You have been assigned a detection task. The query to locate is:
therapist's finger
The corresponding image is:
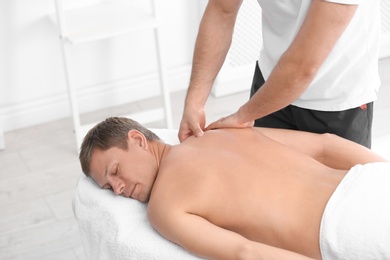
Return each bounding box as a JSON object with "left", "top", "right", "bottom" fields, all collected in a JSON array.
[
  {"left": 178, "top": 124, "right": 204, "bottom": 142},
  {"left": 178, "top": 129, "right": 192, "bottom": 142},
  {"left": 206, "top": 117, "right": 231, "bottom": 130},
  {"left": 206, "top": 115, "right": 254, "bottom": 130},
  {"left": 193, "top": 128, "right": 204, "bottom": 137}
]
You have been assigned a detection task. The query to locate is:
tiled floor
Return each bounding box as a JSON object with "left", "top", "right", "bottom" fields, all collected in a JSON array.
[{"left": 0, "top": 58, "right": 389, "bottom": 260}]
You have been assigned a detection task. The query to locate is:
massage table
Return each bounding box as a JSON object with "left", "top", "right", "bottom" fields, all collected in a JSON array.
[{"left": 73, "top": 129, "right": 203, "bottom": 260}]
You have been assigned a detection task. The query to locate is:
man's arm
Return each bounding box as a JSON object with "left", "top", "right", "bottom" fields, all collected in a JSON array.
[
  {"left": 256, "top": 128, "right": 388, "bottom": 170},
  {"left": 148, "top": 206, "right": 314, "bottom": 260},
  {"left": 179, "top": 0, "right": 243, "bottom": 142},
  {"left": 207, "top": 0, "right": 358, "bottom": 130}
]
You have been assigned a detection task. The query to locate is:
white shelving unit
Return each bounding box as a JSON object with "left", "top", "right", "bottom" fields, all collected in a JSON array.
[{"left": 49, "top": 0, "right": 173, "bottom": 151}]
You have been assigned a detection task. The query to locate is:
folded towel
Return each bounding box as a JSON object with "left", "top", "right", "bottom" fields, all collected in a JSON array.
[{"left": 73, "top": 129, "right": 203, "bottom": 260}]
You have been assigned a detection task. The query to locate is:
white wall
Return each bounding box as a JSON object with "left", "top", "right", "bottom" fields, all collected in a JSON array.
[{"left": 0, "top": 0, "right": 200, "bottom": 133}]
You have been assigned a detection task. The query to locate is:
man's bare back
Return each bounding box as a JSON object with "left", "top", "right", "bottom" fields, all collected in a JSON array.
[{"left": 148, "top": 128, "right": 347, "bottom": 259}]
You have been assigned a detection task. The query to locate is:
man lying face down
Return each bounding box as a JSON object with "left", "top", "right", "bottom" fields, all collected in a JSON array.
[{"left": 79, "top": 117, "right": 390, "bottom": 260}]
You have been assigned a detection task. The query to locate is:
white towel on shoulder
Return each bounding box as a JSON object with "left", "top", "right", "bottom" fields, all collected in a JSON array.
[{"left": 72, "top": 129, "right": 203, "bottom": 260}]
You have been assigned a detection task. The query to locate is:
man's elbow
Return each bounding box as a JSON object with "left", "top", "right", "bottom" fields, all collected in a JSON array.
[
  {"left": 278, "top": 53, "right": 320, "bottom": 88},
  {"left": 235, "top": 242, "right": 262, "bottom": 260},
  {"left": 207, "top": 0, "right": 243, "bottom": 18},
  {"left": 315, "top": 133, "right": 335, "bottom": 164}
]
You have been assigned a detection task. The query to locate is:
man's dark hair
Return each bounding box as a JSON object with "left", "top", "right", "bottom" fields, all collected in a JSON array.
[{"left": 79, "top": 117, "right": 160, "bottom": 176}]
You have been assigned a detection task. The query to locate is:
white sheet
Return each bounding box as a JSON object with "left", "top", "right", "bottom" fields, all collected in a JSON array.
[{"left": 72, "top": 129, "right": 203, "bottom": 260}]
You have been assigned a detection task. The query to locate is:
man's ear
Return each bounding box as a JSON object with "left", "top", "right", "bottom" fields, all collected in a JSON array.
[{"left": 127, "top": 130, "right": 148, "bottom": 150}]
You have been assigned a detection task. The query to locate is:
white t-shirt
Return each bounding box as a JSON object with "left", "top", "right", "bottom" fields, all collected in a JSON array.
[{"left": 257, "top": 0, "right": 381, "bottom": 111}]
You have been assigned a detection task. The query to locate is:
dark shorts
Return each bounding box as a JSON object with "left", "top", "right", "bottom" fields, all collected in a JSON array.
[{"left": 250, "top": 62, "right": 373, "bottom": 148}]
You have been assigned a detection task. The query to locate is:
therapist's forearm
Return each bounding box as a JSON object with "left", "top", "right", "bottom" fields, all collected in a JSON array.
[
  {"left": 237, "top": 51, "right": 317, "bottom": 123},
  {"left": 237, "top": 0, "right": 358, "bottom": 123},
  {"left": 185, "top": 0, "right": 241, "bottom": 108}
]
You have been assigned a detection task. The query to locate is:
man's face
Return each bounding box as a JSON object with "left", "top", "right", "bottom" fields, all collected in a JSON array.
[{"left": 89, "top": 138, "right": 157, "bottom": 203}]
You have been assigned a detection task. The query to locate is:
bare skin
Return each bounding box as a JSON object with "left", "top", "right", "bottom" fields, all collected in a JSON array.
[{"left": 89, "top": 128, "right": 387, "bottom": 260}]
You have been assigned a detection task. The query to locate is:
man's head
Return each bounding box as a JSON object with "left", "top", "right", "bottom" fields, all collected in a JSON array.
[
  {"left": 79, "top": 117, "right": 160, "bottom": 177},
  {"left": 79, "top": 117, "right": 162, "bottom": 202}
]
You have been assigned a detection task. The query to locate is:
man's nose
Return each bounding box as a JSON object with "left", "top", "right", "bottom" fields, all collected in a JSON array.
[{"left": 112, "top": 180, "right": 124, "bottom": 195}]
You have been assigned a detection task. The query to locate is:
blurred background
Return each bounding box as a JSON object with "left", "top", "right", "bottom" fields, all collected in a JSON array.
[{"left": 0, "top": 0, "right": 389, "bottom": 259}]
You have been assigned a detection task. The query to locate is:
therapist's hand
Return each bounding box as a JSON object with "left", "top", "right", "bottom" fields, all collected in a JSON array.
[
  {"left": 178, "top": 106, "right": 206, "bottom": 142},
  {"left": 206, "top": 111, "right": 254, "bottom": 130}
]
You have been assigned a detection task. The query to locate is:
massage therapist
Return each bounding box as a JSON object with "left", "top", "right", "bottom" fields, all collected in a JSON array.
[{"left": 178, "top": 0, "right": 381, "bottom": 148}]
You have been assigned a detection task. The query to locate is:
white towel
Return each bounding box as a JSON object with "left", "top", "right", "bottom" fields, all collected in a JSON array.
[
  {"left": 72, "top": 129, "right": 203, "bottom": 260},
  {"left": 320, "top": 162, "right": 390, "bottom": 260}
]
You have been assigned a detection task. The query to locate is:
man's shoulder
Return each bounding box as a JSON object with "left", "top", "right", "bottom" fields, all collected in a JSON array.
[{"left": 147, "top": 177, "right": 190, "bottom": 225}]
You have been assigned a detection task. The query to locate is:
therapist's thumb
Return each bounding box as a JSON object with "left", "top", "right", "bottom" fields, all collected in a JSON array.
[{"left": 193, "top": 128, "right": 204, "bottom": 138}]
